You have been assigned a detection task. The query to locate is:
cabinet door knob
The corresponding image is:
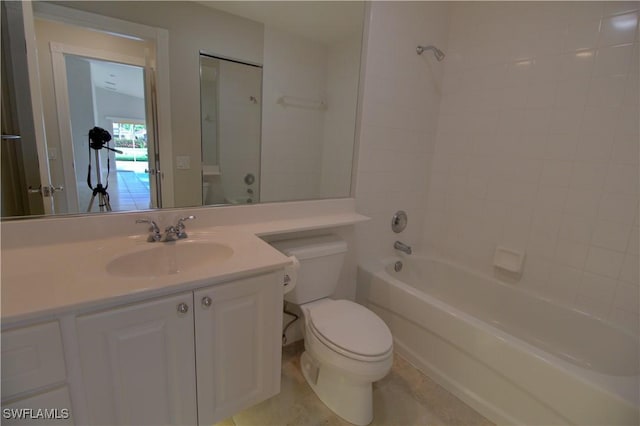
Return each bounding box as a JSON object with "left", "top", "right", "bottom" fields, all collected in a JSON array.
[
  {"left": 201, "top": 296, "right": 212, "bottom": 308},
  {"left": 177, "top": 302, "right": 189, "bottom": 314}
]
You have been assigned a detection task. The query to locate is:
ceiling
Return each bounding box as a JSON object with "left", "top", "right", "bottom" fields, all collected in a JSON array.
[
  {"left": 198, "top": 1, "right": 364, "bottom": 45},
  {"left": 88, "top": 59, "right": 145, "bottom": 99}
]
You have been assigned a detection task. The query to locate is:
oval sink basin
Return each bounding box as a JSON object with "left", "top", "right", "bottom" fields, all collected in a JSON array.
[{"left": 106, "top": 241, "right": 234, "bottom": 278}]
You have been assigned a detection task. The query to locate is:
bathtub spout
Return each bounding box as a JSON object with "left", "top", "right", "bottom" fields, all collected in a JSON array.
[{"left": 394, "top": 241, "right": 412, "bottom": 255}]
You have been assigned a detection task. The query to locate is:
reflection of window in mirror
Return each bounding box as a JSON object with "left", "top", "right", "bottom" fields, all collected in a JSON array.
[
  {"left": 108, "top": 120, "right": 151, "bottom": 212},
  {"left": 111, "top": 120, "right": 148, "bottom": 170}
]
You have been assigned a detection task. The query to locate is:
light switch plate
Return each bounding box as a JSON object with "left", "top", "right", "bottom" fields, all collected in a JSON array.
[{"left": 176, "top": 156, "right": 191, "bottom": 169}]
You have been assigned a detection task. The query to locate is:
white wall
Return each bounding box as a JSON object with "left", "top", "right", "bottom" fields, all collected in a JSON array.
[
  {"left": 261, "top": 26, "right": 327, "bottom": 202},
  {"left": 94, "top": 88, "right": 145, "bottom": 131},
  {"left": 65, "top": 55, "right": 95, "bottom": 212},
  {"left": 354, "top": 2, "right": 450, "bottom": 263},
  {"left": 421, "top": 2, "right": 639, "bottom": 332}
]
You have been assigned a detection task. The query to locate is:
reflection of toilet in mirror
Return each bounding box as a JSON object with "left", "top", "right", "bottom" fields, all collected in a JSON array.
[
  {"left": 202, "top": 165, "right": 224, "bottom": 205},
  {"left": 272, "top": 235, "right": 393, "bottom": 426}
]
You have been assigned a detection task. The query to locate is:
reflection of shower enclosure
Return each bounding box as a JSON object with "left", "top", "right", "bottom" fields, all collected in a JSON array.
[{"left": 200, "top": 54, "right": 262, "bottom": 205}]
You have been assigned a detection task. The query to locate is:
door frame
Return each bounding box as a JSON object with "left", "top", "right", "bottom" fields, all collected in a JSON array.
[
  {"left": 33, "top": 2, "right": 175, "bottom": 207},
  {"left": 50, "top": 42, "right": 149, "bottom": 212}
]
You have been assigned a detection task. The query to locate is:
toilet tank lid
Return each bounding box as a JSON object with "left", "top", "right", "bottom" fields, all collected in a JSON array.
[{"left": 270, "top": 235, "right": 347, "bottom": 260}]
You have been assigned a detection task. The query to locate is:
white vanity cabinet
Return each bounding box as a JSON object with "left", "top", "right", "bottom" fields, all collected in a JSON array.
[
  {"left": 1, "top": 321, "right": 73, "bottom": 425},
  {"left": 76, "top": 271, "right": 283, "bottom": 426},
  {"left": 76, "top": 292, "right": 197, "bottom": 425},
  {"left": 194, "top": 272, "right": 283, "bottom": 424}
]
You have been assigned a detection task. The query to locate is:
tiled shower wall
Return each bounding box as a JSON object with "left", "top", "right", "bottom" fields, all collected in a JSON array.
[
  {"left": 422, "top": 2, "right": 639, "bottom": 332},
  {"left": 355, "top": 2, "right": 449, "bottom": 263}
]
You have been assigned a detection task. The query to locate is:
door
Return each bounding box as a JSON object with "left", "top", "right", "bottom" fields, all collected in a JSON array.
[
  {"left": 194, "top": 272, "right": 283, "bottom": 425},
  {"left": 50, "top": 43, "right": 159, "bottom": 213},
  {"left": 76, "top": 292, "right": 197, "bottom": 425},
  {"left": 1, "top": 1, "right": 55, "bottom": 216}
]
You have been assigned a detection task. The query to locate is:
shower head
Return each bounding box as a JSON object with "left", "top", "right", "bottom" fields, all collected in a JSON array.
[{"left": 416, "top": 45, "right": 445, "bottom": 61}]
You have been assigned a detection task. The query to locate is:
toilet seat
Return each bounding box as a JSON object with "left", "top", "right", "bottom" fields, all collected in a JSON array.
[{"left": 307, "top": 300, "right": 393, "bottom": 362}]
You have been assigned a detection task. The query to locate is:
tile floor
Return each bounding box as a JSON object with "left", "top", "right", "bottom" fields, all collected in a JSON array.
[
  {"left": 219, "top": 342, "right": 493, "bottom": 426},
  {"left": 110, "top": 170, "right": 150, "bottom": 211}
]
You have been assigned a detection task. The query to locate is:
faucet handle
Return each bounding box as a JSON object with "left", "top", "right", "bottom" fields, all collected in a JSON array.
[
  {"left": 136, "top": 218, "right": 161, "bottom": 242},
  {"left": 176, "top": 215, "right": 196, "bottom": 239},
  {"left": 177, "top": 215, "right": 196, "bottom": 228}
]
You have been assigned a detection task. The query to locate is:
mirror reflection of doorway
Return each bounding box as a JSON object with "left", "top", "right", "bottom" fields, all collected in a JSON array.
[
  {"left": 51, "top": 47, "right": 159, "bottom": 213},
  {"left": 63, "top": 55, "right": 151, "bottom": 212},
  {"left": 34, "top": 12, "right": 163, "bottom": 215}
]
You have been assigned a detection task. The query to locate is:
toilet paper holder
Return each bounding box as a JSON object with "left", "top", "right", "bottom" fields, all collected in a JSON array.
[{"left": 283, "top": 255, "right": 300, "bottom": 295}]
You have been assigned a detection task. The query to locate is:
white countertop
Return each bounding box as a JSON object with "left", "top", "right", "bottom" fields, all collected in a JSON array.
[
  {"left": 1, "top": 229, "right": 289, "bottom": 325},
  {"left": 1, "top": 212, "right": 369, "bottom": 326}
]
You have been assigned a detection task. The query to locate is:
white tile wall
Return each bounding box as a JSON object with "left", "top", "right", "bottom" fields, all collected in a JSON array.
[
  {"left": 420, "top": 1, "right": 640, "bottom": 332},
  {"left": 355, "top": 1, "right": 450, "bottom": 263},
  {"left": 262, "top": 27, "right": 363, "bottom": 203},
  {"left": 261, "top": 27, "right": 326, "bottom": 202}
]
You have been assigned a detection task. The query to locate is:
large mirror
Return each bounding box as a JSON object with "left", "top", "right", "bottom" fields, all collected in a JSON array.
[{"left": 0, "top": 1, "right": 364, "bottom": 218}]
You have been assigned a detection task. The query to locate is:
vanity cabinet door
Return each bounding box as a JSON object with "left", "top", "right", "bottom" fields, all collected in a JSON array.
[
  {"left": 194, "top": 271, "right": 283, "bottom": 425},
  {"left": 76, "top": 292, "right": 197, "bottom": 426}
]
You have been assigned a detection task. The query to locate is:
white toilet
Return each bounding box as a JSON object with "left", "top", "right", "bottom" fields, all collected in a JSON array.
[{"left": 272, "top": 235, "right": 393, "bottom": 426}]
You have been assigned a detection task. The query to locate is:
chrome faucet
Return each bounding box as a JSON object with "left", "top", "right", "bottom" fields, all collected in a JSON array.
[
  {"left": 136, "top": 218, "right": 162, "bottom": 242},
  {"left": 162, "top": 225, "right": 180, "bottom": 242},
  {"left": 136, "top": 215, "right": 196, "bottom": 242},
  {"left": 394, "top": 240, "right": 412, "bottom": 255},
  {"left": 162, "top": 215, "right": 196, "bottom": 242}
]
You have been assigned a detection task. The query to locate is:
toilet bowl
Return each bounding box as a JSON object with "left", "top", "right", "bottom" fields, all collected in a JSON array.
[
  {"left": 271, "top": 236, "right": 393, "bottom": 425},
  {"left": 300, "top": 299, "right": 393, "bottom": 425},
  {"left": 299, "top": 298, "right": 393, "bottom": 425}
]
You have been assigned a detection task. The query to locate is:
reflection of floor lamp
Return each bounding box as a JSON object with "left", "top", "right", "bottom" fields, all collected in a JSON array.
[{"left": 86, "top": 126, "right": 122, "bottom": 212}]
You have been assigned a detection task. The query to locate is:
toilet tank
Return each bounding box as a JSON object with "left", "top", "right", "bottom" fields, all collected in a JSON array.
[{"left": 271, "top": 235, "right": 347, "bottom": 304}]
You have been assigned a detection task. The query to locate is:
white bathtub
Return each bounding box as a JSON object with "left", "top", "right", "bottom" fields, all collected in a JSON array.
[{"left": 358, "top": 255, "right": 640, "bottom": 425}]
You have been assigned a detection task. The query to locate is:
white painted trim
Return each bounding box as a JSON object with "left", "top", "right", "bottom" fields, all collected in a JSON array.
[
  {"left": 105, "top": 117, "right": 146, "bottom": 125},
  {"left": 33, "top": 2, "right": 157, "bottom": 41},
  {"left": 350, "top": 2, "right": 369, "bottom": 199},
  {"left": 154, "top": 29, "right": 174, "bottom": 207},
  {"left": 50, "top": 42, "right": 146, "bottom": 67},
  {"left": 143, "top": 60, "right": 160, "bottom": 209},
  {"left": 49, "top": 44, "right": 81, "bottom": 212},
  {"left": 33, "top": 2, "right": 174, "bottom": 208}
]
